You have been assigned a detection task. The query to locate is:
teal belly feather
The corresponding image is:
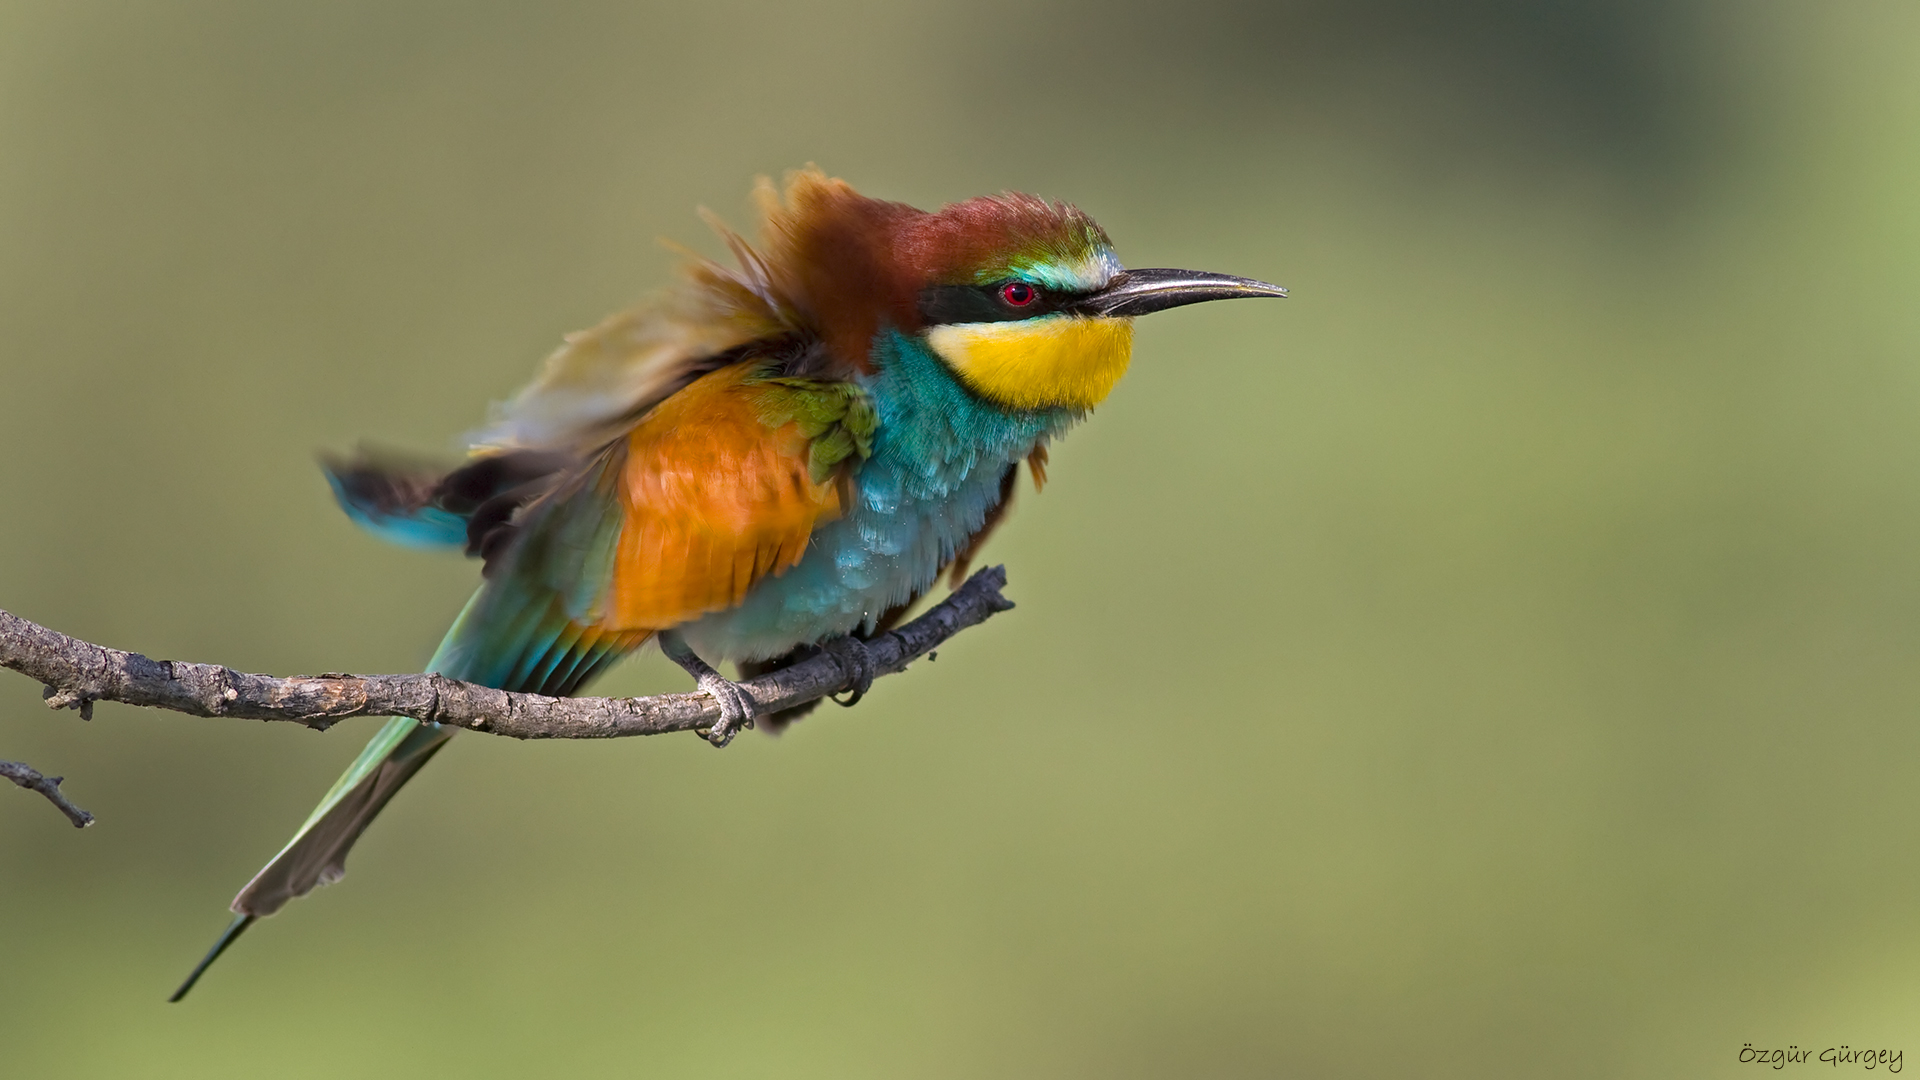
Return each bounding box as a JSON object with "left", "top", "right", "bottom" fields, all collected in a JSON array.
[{"left": 677, "top": 328, "right": 1076, "bottom": 661}]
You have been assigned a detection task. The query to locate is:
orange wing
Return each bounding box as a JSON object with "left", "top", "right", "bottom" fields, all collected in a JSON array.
[{"left": 601, "top": 363, "right": 845, "bottom": 630}]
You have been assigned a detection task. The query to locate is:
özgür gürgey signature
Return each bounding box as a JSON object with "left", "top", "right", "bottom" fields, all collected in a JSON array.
[{"left": 1742, "top": 1044, "right": 1903, "bottom": 1071}]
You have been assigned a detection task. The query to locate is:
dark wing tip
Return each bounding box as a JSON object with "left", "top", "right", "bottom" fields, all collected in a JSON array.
[{"left": 168, "top": 914, "right": 255, "bottom": 1003}]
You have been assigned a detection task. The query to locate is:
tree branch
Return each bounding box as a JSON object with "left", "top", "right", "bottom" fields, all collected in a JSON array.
[
  {"left": 0, "top": 566, "right": 1013, "bottom": 742},
  {"left": 1, "top": 759, "right": 94, "bottom": 827}
]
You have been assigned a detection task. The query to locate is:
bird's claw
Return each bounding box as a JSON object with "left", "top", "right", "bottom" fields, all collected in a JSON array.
[
  {"left": 822, "top": 635, "right": 874, "bottom": 707},
  {"left": 697, "top": 672, "right": 756, "bottom": 748},
  {"left": 659, "top": 629, "right": 758, "bottom": 748}
]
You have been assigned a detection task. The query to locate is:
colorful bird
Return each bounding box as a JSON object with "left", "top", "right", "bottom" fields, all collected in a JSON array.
[{"left": 168, "top": 169, "right": 1285, "bottom": 1000}]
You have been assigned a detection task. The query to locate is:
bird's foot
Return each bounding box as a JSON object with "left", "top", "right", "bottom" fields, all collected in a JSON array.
[
  {"left": 821, "top": 635, "right": 875, "bottom": 707},
  {"left": 694, "top": 671, "right": 756, "bottom": 748},
  {"left": 659, "top": 630, "right": 757, "bottom": 748}
]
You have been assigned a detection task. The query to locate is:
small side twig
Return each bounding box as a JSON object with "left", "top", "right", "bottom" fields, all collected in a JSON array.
[{"left": 1, "top": 759, "right": 94, "bottom": 828}]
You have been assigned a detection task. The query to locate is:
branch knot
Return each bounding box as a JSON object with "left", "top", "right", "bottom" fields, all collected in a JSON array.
[{"left": 42, "top": 684, "right": 94, "bottom": 720}]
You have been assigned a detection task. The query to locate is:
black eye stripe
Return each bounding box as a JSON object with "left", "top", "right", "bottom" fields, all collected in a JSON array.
[{"left": 918, "top": 281, "right": 1075, "bottom": 325}]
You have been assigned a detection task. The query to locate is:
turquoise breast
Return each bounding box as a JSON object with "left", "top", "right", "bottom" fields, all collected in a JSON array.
[{"left": 677, "top": 329, "right": 1076, "bottom": 662}]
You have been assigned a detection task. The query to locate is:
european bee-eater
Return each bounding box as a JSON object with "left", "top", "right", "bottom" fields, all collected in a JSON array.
[{"left": 169, "top": 169, "right": 1284, "bottom": 1000}]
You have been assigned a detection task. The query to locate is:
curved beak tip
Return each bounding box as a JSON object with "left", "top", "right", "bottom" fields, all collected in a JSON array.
[{"left": 1217, "top": 277, "right": 1287, "bottom": 300}]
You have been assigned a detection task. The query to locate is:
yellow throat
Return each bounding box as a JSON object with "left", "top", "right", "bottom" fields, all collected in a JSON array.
[{"left": 926, "top": 316, "right": 1135, "bottom": 411}]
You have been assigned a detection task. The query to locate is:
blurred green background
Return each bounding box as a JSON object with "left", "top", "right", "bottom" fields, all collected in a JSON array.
[{"left": 3, "top": 1, "right": 1919, "bottom": 1076}]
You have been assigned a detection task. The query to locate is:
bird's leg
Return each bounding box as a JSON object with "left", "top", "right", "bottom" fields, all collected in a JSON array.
[
  {"left": 658, "top": 630, "right": 756, "bottom": 748},
  {"left": 821, "top": 634, "right": 875, "bottom": 707}
]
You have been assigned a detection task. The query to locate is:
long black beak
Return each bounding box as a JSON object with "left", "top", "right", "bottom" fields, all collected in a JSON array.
[{"left": 1069, "top": 267, "right": 1288, "bottom": 318}]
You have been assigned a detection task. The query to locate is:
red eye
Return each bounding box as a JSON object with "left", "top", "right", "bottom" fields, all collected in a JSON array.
[{"left": 1000, "top": 281, "right": 1037, "bottom": 307}]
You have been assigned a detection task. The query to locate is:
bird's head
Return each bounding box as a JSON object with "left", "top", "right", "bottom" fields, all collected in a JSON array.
[{"left": 754, "top": 170, "right": 1286, "bottom": 411}]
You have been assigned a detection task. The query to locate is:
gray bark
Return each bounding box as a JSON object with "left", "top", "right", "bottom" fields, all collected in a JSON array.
[{"left": 1, "top": 566, "right": 1013, "bottom": 819}]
